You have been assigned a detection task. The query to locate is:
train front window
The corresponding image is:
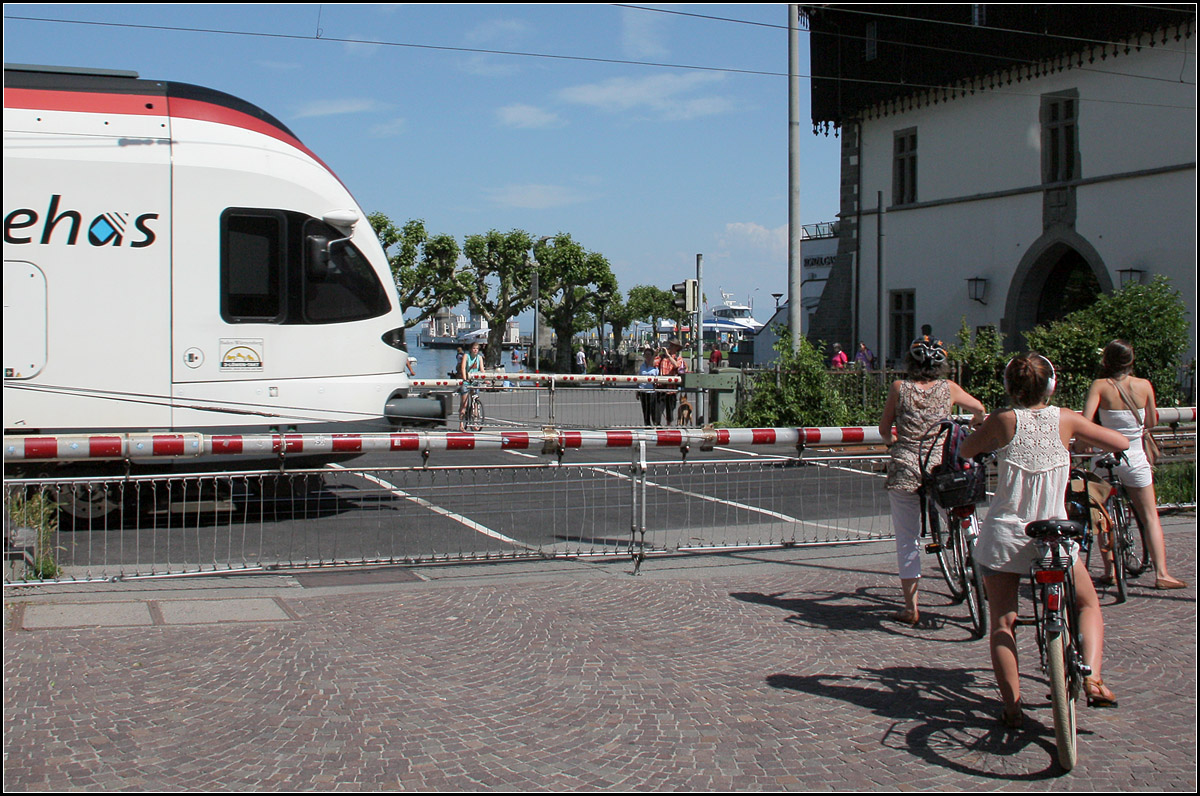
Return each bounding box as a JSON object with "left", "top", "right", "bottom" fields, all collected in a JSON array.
[
  {"left": 221, "top": 209, "right": 391, "bottom": 325},
  {"left": 301, "top": 219, "right": 392, "bottom": 323}
]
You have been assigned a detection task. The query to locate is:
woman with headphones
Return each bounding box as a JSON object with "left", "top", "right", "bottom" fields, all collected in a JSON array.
[
  {"left": 878, "top": 337, "right": 985, "bottom": 627},
  {"left": 960, "top": 353, "right": 1129, "bottom": 727}
]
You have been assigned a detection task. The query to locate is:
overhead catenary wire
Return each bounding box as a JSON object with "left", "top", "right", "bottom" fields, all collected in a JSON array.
[{"left": 4, "top": 10, "right": 1195, "bottom": 112}]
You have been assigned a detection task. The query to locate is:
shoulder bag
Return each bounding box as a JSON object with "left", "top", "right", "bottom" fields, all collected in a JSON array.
[{"left": 1109, "top": 379, "right": 1160, "bottom": 467}]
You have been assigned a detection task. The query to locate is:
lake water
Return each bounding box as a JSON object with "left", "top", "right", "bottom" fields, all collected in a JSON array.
[{"left": 408, "top": 346, "right": 530, "bottom": 380}]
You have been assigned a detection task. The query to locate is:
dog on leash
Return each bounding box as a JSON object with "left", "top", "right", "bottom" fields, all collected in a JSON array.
[{"left": 677, "top": 394, "right": 694, "bottom": 426}]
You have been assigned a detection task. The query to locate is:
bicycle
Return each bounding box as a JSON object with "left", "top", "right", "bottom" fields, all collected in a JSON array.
[
  {"left": 1022, "top": 518, "right": 1091, "bottom": 772},
  {"left": 459, "top": 382, "right": 485, "bottom": 432},
  {"left": 1092, "top": 451, "right": 1149, "bottom": 602},
  {"left": 920, "top": 419, "right": 989, "bottom": 639}
]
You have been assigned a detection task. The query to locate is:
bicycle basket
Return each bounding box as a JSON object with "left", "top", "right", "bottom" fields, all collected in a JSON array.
[{"left": 926, "top": 460, "right": 988, "bottom": 509}]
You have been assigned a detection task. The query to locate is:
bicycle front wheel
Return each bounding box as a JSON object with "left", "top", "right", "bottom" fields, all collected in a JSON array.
[
  {"left": 467, "top": 397, "right": 484, "bottom": 432},
  {"left": 1046, "top": 629, "right": 1079, "bottom": 772},
  {"left": 1118, "top": 495, "right": 1150, "bottom": 578},
  {"left": 934, "top": 509, "right": 968, "bottom": 603},
  {"left": 959, "top": 519, "right": 987, "bottom": 639},
  {"left": 1108, "top": 497, "right": 1130, "bottom": 603}
]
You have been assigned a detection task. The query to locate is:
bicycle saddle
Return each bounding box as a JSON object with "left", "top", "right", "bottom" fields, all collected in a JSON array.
[{"left": 1024, "top": 519, "right": 1087, "bottom": 540}]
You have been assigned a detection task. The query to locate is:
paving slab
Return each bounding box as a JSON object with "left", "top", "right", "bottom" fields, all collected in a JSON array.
[{"left": 4, "top": 515, "right": 1195, "bottom": 791}]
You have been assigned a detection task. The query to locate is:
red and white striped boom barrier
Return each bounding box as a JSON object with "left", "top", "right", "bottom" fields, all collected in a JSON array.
[
  {"left": 410, "top": 373, "right": 682, "bottom": 389},
  {"left": 5, "top": 408, "right": 1193, "bottom": 463},
  {"left": 4, "top": 426, "right": 874, "bottom": 462}
]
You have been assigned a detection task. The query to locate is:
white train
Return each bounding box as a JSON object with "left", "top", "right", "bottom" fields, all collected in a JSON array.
[{"left": 3, "top": 64, "right": 442, "bottom": 467}]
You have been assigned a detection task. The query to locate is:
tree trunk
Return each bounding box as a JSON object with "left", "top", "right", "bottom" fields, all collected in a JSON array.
[
  {"left": 554, "top": 321, "right": 576, "bottom": 372},
  {"left": 485, "top": 326, "right": 506, "bottom": 369}
]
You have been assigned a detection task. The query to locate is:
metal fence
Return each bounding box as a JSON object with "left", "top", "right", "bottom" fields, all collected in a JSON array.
[
  {"left": 412, "top": 372, "right": 891, "bottom": 429},
  {"left": 414, "top": 375, "right": 686, "bottom": 429},
  {"left": 5, "top": 408, "right": 1194, "bottom": 585},
  {"left": 3, "top": 450, "right": 893, "bottom": 584}
]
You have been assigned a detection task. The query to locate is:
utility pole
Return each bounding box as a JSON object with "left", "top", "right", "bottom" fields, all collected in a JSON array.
[
  {"left": 788, "top": 4, "right": 803, "bottom": 350},
  {"left": 695, "top": 253, "right": 704, "bottom": 375}
]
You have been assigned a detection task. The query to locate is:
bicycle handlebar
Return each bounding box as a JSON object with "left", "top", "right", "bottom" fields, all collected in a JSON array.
[{"left": 1093, "top": 450, "right": 1129, "bottom": 470}]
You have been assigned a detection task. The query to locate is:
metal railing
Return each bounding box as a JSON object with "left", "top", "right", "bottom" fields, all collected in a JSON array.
[
  {"left": 413, "top": 373, "right": 685, "bottom": 429},
  {"left": 4, "top": 443, "right": 893, "bottom": 584},
  {"left": 5, "top": 411, "right": 1194, "bottom": 585}
]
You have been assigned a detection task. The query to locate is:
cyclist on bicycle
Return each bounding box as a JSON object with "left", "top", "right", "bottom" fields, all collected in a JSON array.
[
  {"left": 960, "top": 353, "right": 1128, "bottom": 727},
  {"left": 458, "top": 341, "right": 484, "bottom": 431},
  {"left": 878, "top": 336, "right": 985, "bottom": 627}
]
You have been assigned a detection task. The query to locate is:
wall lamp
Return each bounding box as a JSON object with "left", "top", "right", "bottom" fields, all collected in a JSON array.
[
  {"left": 967, "top": 277, "right": 988, "bottom": 305},
  {"left": 1117, "top": 268, "right": 1145, "bottom": 288}
]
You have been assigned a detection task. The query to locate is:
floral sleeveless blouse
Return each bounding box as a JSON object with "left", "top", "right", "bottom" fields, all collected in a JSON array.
[{"left": 885, "top": 380, "right": 952, "bottom": 493}]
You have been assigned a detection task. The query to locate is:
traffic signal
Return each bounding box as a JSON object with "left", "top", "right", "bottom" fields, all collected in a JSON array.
[{"left": 672, "top": 278, "right": 698, "bottom": 313}]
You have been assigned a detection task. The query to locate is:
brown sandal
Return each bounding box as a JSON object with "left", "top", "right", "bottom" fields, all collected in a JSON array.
[
  {"left": 1084, "top": 676, "right": 1118, "bottom": 708},
  {"left": 891, "top": 610, "right": 920, "bottom": 627}
]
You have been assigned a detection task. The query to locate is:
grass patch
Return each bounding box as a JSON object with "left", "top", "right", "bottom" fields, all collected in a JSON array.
[{"left": 1156, "top": 459, "right": 1196, "bottom": 505}]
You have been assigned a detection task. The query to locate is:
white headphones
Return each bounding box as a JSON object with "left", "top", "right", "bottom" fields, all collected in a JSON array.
[{"left": 1004, "top": 353, "right": 1057, "bottom": 398}]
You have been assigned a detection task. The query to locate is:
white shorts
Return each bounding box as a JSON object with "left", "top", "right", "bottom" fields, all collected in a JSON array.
[{"left": 1095, "top": 444, "right": 1153, "bottom": 489}]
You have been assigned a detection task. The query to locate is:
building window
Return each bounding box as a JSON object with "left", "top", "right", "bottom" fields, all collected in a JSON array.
[
  {"left": 893, "top": 129, "right": 917, "bottom": 205},
  {"left": 889, "top": 289, "right": 915, "bottom": 363},
  {"left": 1043, "top": 91, "right": 1079, "bottom": 184},
  {"left": 865, "top": 21, "right": 878, "bottom": 61}
]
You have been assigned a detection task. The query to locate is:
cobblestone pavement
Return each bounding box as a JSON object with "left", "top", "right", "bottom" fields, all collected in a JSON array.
[{"left": 4, "top": 516, "right": 1195, "bottom": 791}]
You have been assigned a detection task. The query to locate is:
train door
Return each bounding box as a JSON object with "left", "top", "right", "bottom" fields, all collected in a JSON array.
[{"left": 2, "top": 89, "right": 173, "bottom": 433}]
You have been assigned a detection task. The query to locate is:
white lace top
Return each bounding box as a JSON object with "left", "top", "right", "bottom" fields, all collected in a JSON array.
[{"left": 975, "top": 407, "right": 1073, "bottom": 574}]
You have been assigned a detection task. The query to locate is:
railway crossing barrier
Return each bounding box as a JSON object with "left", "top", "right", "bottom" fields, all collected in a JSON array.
[{"left": 4, "top": 410, "right": 1194, "bottom": 585}]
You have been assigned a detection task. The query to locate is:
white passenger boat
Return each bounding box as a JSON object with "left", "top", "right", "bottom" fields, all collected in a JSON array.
[{"left": 704, "top": 291, "right": 764, "bottom": 336}]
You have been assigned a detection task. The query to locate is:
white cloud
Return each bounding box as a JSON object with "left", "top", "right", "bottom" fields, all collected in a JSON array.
[
  {"left": 496, "top": 103, "right": 564, "bottom": 129},
  {"left": 484, "top": 183, "right": 595, "bottom": 210},
  {"left": 621, "top": 9, "right": 669, "bottom": 59},
  {"left": 720, "top": 222, "right": 788, "bottom": 260},
  {"left": 368, "top": 118, "right": 407, "bottom": 138},
  {"left": 293, "top": 98, "right": 387, "bottom": 119},
  {"left": 465, "top": 19, "right": 530, "bottom": 45},
  {"left": 341, "top": 34, "right": 385, "bottom": 58},
  {"left": 457, "top": 18, "right": 530, "bottom": 76},
  {"left": 558, "top": 73, "right": 734, "bottom": 121}
]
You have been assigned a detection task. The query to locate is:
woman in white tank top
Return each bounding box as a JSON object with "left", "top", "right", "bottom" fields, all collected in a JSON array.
[
  {"left": 961, "top": 353, "right": 1129, "bottom": 727},
  {"left": 1081, "top": 340, "right": 1186, "bottom": 590}
]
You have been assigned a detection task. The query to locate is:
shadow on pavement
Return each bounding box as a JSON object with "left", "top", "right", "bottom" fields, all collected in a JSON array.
[{"left": 768, "top": 664, "right": 1085, "bottom": 780}]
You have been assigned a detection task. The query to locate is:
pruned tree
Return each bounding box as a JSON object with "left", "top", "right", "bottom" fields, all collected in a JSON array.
[
  {"left": 368, "top": 213, "right": 464, "bottom": 350},
  {"left": 461, "top": 229, "right": 536, "bottom": 369},
  {"left": 626, "top": 284, "right": 676, "bottom": 343},
  {"left": 533, "top": 234, "right": 619, "bottom": 372}
]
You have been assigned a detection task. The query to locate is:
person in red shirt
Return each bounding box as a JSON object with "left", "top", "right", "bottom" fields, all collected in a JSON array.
[
  {"left": 708, "top": 344, "right": 722, "bottom": 372},
  {"left": 831, "top": 343, "right": 848, "bottom": 369},
  {"left": 656, "top": 338, "right": 688, "bottom": 424}
]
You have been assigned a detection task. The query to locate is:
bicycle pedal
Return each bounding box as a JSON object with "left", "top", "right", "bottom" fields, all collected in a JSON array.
[{"left": 925, "top": 544, "right": 942, "bottom": 553}]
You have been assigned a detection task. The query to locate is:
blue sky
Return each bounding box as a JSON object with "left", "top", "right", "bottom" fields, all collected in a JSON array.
[{"left": 4, "top": 4, "right": 842, "bottom": 325}]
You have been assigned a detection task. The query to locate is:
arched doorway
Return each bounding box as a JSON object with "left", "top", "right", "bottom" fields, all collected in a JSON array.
[
  {"left": 1004, "top": 231, "right": 1111, "bottom": 348},
  {"left": 1035, "top": 247, "right": 1102, "bottom": 325}
]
